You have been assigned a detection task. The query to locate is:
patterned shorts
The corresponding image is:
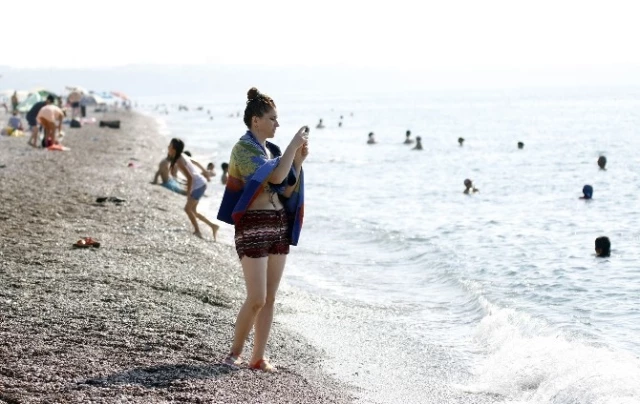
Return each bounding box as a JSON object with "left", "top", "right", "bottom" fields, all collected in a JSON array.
[{"left": 235, "top": 210, "right": 290, "bottom": 259}]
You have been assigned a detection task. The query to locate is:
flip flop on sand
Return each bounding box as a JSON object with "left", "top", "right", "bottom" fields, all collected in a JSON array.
[{"left": 73, "top": 237, "right": 101, "bottom": 249}]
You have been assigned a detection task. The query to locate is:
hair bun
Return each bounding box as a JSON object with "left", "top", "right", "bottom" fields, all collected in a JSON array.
[{"left": 247, "top": 87, "right": 260, "bottom": 101}]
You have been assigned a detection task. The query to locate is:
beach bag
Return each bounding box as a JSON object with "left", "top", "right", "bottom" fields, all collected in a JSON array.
[
  {"left": 70, "top": 119, "right": 82, "bottom": 128},
  {"left": 99, "top": 120, "right": 120, "bottom": 129}
]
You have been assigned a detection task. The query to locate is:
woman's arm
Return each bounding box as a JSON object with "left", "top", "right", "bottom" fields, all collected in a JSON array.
[
  {"left": 152, "top": 170, "right": 161, "bottom": 184},
  {"left": 268, "top": 144, "right": 297, "bottom": 184},
  {"left": 281, "top": 163, "right": 301, "bottom": 198},
  {"left": 282, "top": 143, "right": 308, "bottom": 198},
  {"left": 190, "top": 158, "right": 212, "bottom": 180},
  {"left": 268, "top": 127, "right": 308, "bottom": 184}
]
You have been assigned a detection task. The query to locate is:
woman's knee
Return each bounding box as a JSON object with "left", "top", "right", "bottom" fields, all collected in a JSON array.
[
  {"left": 264, "top": 295, "right": 277, "bottom": 307},
  {"left": 246, "top": 296, "right": 267, "bottom": 312}
]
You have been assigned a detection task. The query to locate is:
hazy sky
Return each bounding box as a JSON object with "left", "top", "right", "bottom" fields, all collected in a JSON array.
[{"left": 5, "top": 0, "right": 640, "bottom": 70}]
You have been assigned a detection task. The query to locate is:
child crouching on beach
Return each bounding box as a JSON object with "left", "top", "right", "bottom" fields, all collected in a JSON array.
[{"left": 168, "top": 138, "right": 219, "bottom": 240}]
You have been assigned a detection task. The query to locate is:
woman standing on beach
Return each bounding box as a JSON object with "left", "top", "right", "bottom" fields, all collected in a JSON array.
[
  {"left": 217, "top": 87, "right": 308, "bottom": 372},
  {"left": 168, "top": 138, "right": 219, "bottom": 240}
]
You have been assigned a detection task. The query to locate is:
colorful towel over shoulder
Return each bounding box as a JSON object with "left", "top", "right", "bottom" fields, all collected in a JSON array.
[{"left": 217, "top": 131, "right": 304, "bottom": 245}]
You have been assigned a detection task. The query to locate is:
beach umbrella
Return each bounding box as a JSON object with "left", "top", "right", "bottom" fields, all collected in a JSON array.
[
  {"left": 81, "top": 94, "right": 107, "bottom": 106},
  {"left": 66, "top": 86, "right": 87, "bottom": 94},
  {"left": 37, "top": 89, "right": 58, "bottom": 99},
  {"left": 16, "top": 93, "right": 43, "bottom": 113},
  {"left": 111, "top": 91, "right": 129, "bottom": 100},
  {"left": 15, "top": 90, "right": 60, "bottom": 112},
  {"left": 92, "top": 91, "right": 114, "bottom": 100}
]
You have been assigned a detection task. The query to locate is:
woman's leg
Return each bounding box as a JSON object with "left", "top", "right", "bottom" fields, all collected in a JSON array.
[
  {"left": 230, "top": 256, "right": 268, "bottom": 356},
  {"left": 184, "top": 198, "right": 201, "bottom": 236},
  {"left": 194, "top": 211, "right": 219, "bottom": 241},
  {"left": 250, "top": 254, "right": 287, "bottom": 364}
]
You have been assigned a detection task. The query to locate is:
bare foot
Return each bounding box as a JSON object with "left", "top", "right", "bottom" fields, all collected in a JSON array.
[
  {"left": 249, "top": 359, "right": 277, "bottom": 373},
  {"left": 210, "top": 224, "right": 219, "bottom": 242},
  {"left": 194, "top": 231, "right": 203, "bottom": 239}
]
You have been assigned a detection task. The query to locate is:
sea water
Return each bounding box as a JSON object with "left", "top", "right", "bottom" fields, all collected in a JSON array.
[{"left": 139, "top": 87, "right": 640, "bottom": 404}]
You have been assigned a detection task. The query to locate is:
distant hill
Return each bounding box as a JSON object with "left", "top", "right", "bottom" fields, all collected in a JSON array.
[{"left": 2, "top": 64, "right": 639, "bottom": 98}]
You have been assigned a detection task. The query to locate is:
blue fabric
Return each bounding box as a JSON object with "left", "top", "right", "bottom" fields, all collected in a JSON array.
[
  {"left": 8, "top": 117, "right": 21, "bottom": 129},
  {"left": 162, "top": 178, "right": 187, "bottom": 195},
  {"left": 217, "top": 131, "right": 304, "bottom": 246},
  {"left": 190, "top": 184, "right": 207, "bottom": 200}
]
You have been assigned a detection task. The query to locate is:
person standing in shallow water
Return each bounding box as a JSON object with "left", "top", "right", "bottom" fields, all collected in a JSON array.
[
  {"left": 367, "top": 132, "right": 376, "bottom": 144},
  {"left": 220, "top": 162, "right": 229, "bottom": 185},
  {"left": 217, "top": 87, "right": 308, "bottom": 372},
  {"left": 580, "top": 185, "right": 593, "bottom": 200},
  {"left": 595, "top": 236, "right": 610, "bottom": 257},
  {"left": 404, "top": 130, "right": 414, "bottom": 144},
  {"left": 463, "top": 179, "right": 479, "bottom": 194},
  {"left": 167, "top": 138, "right": 219, "bottom": 240},
  {"left": 412, "top": 136, "right": 423, "bottom": 150}
]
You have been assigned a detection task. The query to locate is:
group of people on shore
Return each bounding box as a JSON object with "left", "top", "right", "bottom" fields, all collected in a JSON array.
[
  {"left": 148, "top": 86, "right": 613, "bottom": 377},
  {"left": 2, "top": 94, "right": 67, "bottom": 148},
  {"left": 151, "top": 146, "right": 231, "bottom": 240}
]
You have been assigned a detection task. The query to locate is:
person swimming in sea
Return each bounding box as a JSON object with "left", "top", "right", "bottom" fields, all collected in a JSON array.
[
  {"left": 580, "top": 184, "right": 593, "bottom": 200},
  {"left": 598, "top": 156, "right": 607, "bottom": 170},
  {"left": 463, "top": 178, "right": 479, "bottom": 194},
  {"left": 595, "top": 236, "right": 610, "bottom": 257},
  {"left": 316, "top": 118, "right": 325, "bottom": 129},
  {"left": 412, "top": 136, "right": 423, "bottom": 150},
  {"left": 220, "top": 162, "right": 229, "bottom": 185},
  {"left": 367, "top": 132, "right": 376, "bottom": 144},
  {"left": 517, "top": 141, "right": 524, "bottom": 149},
  {"left": 404, "top": 130, "right": 414, "bottom": 144},
  {"left": 206, "top": 162, "right": 216, "bottom": 178},
  {"left": 458, "top": 137, "right": 465, "bottom": 146}
]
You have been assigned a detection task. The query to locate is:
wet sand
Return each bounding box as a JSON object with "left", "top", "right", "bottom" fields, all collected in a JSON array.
[{"left": 0, "top": 112, "right": 352, "bottom": 403}]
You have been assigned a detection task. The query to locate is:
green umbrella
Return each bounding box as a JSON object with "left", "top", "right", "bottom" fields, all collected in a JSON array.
[{"left": 16, "top": 90, "right": 60, "bottom": 113}]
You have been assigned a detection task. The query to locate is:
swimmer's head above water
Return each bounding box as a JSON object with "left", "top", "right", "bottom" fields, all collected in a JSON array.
[
  {"left": 598, "top": 156, "right": 607, "bottom": 170},
  {"left": 595, "top": 236, "right": 610, "bottom": 257},
  {"left": 463, "top": 178, "right": 479, "bottom": 194}
]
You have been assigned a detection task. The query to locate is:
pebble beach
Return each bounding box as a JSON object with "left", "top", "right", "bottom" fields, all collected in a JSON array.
[{"left": 0, "top": 111, "right": 353, "bottom": 403}]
